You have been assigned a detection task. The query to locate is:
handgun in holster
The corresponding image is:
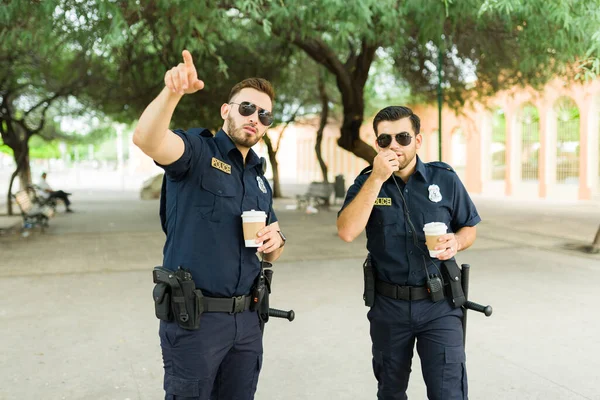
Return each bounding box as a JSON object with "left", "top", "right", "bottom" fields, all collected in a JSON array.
[
  {"left": 441, "top": 260, "right": 466, "bottom": 309},
  {"left": 152, "top": 266, "right": 204, "bottom": 330},
  {"left": 251, "top": 261, "right": 273, "bottom": 331},
  {"left": 363, "top": 254, "right": 376, "bottom": 307}
]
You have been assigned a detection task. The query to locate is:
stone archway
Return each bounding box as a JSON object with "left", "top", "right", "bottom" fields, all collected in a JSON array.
[
  {"left": 491, "top": 107, "right": 507, "bottom": 181},
  {"left": 553, "top": 97, "right": 580, "bottom": 185},
  {"left": 518, "top": 103, "right": 541, "bottom": 182}
]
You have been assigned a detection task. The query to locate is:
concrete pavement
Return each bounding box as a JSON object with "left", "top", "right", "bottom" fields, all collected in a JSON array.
[{"left": 1, "top": 189, "right": 599, "bottom": 400}]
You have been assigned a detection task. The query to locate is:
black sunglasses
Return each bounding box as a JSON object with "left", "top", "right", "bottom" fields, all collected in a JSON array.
[
  {"left": 376, "top": 132, "right": 413, "bottom": 148},
  {"left": 229, "top": 101, "right": 274, "bottom": 126}
]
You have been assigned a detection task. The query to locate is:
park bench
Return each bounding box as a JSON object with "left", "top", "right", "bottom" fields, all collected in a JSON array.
[
  {"left": 26, "top": 184, "right": 61, "bottom": 210},
  {"left": 12, "top": 190, "right": 55, "bottom": 232},
  {"left": 296, "top": 181, "right": 334, "bottom": 210},
  {"left": 333, "top": 174, "right": 346, "bottom": 205}
]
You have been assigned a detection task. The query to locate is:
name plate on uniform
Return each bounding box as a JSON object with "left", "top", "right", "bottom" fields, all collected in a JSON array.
[
  {"left": 374, "top": 197, "right": 392, "bottom": 206},
  {"left": 211, "top": 157, "right": 231, "bottom": 174}
]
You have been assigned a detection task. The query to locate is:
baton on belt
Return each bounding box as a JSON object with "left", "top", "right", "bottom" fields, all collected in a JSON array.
[{"left": 461, "top": 264, "right": 493, "bottom": 346}]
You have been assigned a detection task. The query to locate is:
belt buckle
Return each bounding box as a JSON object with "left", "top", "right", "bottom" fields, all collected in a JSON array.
[{"left": 231, "top": 296, "right": 245, "bottom": 314}]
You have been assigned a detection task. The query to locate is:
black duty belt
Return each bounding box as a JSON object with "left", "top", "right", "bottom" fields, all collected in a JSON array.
[
  {"left": 204, "top": 295, "right": 252, "bottom": 313},
  {"left": 375, "top": 280, "right": 432, "bottom": 301}
]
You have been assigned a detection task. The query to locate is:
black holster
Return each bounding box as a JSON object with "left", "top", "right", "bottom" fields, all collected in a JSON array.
[
  {"left": 441, "top": 260, "right": 466, "bottom": 308},
  {"left": 363, "top": 254, "right": 375, "bottom": 307},
  {"left": 152, "top": 266, "right": 204, "bottom": 330},
  {"left": 251, "top": 262, "right": 273, "bottom": 331}
]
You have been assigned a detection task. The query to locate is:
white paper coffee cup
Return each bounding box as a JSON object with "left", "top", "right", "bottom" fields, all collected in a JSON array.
[
  {"left": 241, "top": 209, "right": 267, "bottom": 247},
  {"left": 423, "top": 222, "right": 447, "bottom": 258}
]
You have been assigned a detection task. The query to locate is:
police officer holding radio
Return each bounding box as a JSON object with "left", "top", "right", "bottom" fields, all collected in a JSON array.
[
  {"left": 337, "top": 106, "right": 481, "bottom": 399},
  {"left": 133, "top": 49, "right": 286, "bottom": 400}
]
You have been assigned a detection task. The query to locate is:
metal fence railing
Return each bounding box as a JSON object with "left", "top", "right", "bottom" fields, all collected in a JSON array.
[
  {"left": 556, "top": 119, "right": 580, "bottom": 184},
  {"left": 521, "top": 120, "right": 540, "bottom": 181}
]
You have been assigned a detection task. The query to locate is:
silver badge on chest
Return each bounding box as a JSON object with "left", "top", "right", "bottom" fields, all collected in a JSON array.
[
  {"left": 428, "top": 184, "right": 442, "bottom": 202},
  {"left": 257, "top": 176, "right": 267, "bottom": 194}
]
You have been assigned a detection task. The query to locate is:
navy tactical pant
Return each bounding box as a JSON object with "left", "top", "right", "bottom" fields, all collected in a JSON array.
[
  {"left": 159, "top": 310, "right": 263, "bottom": 400},
  {"left": 368, "top": 295, "right": 467, "bottom": 400}
]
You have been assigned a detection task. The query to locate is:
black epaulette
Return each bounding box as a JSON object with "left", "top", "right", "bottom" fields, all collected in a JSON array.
[
  {"left": 256, "top": 157, "right": 267, "bottom": 176},
  {"left": 428, "top": 161, "right": 455, "bottom": 172},
  {"left": 359, "top": 166, "right": 373, "bottom": 175},
  {"left": 188, "top": 127, "right": 213, "bottom": 138}
]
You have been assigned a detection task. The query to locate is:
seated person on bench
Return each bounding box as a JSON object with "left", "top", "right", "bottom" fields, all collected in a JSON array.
[{"left": 37, "top": 172, "right": 74, "bottom": 213}]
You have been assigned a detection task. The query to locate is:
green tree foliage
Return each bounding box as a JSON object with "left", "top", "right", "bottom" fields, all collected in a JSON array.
[
  {"left": 219, "top": 0, "right": 600, "bottom": 163},
  {"left": 0, "top": 0, "right": 110, "bottom": 204},
  {"left": 75, "top": 1, "right": 295, "bottom": 131}
]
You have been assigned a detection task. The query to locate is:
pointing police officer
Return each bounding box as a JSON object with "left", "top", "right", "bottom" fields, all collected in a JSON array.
[
  {"left": 133, "top": 50, "right": 286, "bottom": 400},
  {"left": 337, "top": 106, "right": 481, "bottom": 399}
]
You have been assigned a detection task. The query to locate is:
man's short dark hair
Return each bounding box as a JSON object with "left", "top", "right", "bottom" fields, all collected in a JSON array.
[
  {"left": 228, "top": 78, "right": 275, "bottom": 104},
  {"left": 373, "top": 106, "right": 421, "bottom": 136}
]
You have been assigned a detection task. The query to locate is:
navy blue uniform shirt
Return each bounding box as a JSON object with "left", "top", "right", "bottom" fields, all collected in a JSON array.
[
  {"left": 157, "top": 128, "right": 277, "bottom": 297},
  {"left": 340, "top": 156, "right": 480, "bottom": 286}
]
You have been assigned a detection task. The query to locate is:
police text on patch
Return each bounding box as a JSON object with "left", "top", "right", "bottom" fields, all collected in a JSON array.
[
  {"left": 211, "top": 157, "right": 231, "bottom": 174},
  {"left": 374, "top": 197, "right": 392, "bottom": 206}
]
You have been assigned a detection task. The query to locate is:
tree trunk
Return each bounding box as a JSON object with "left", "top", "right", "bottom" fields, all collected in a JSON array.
[
  {"left": 315, "top": 71, "right": 329, "bottom": 184},
  {"left": 6, "top": 141, "right": 31, "bottom": 215},
  {"left": 592, "top": 224, "right": 600, "bottom": 254},
  {"left": 262, "top": 134, "right": 281, "bottom": 198},
  {"left": 291, "top": 37, "right": 379, "bottom": 165}
]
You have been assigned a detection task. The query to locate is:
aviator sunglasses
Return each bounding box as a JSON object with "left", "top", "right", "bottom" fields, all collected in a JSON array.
[
  {"left": 376, "top": 132, "right": 413, "bottom": 148},
  {"left": 229, "top": 101, "right": 274, "bottom": 126}
]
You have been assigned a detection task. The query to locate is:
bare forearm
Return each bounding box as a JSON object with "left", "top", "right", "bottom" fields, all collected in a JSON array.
[
  {"left": 337, "top": 175, "right": 384, "bottom": 242},
  {"left": 132, "top": 87, "right": 182, "bottom": 155},
  {"left": 263, "top": 246, "right": 283, "bottom": 262},
  {"left": 455, "top": 226, "right": 477, "bottom": 252}
]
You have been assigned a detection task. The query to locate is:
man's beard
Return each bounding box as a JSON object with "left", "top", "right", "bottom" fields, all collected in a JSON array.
[
  {"left": 398, "top": 148, "right": 417, "bottom": 171},
  {"left": 226, "top": 115, "right": 263, "bottom": 148}
]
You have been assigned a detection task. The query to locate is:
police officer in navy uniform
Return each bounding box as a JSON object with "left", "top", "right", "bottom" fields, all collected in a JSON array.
[
  {"left": 337, "top": 106, "right": 481, "bottom": 399},
  {"left": 133, "top": 49, "right": 286, "bottom": 400}
]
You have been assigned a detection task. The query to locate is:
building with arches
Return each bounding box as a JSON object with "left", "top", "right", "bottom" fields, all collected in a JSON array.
[{"left": 282, "top": 79, "right": 600, "bottom": 201}]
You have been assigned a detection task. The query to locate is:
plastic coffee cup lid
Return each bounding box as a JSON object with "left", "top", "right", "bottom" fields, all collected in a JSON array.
[
  {"left": 423, "top": 222, "right": 447, "bottom": 232},
  {"left": 242, "top": 209, "right": 267, "bottom": 219}
]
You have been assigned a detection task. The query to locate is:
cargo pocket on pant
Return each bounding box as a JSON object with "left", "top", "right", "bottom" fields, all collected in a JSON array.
[
  {"left": 250, "top": 355, "right": 263, "bottom": 394},
  {"left": 164, "top": 374, "right": 199, "bottom": 398},
  {"left": 442, "top": 346, "right": 467, "bottom": 398}
]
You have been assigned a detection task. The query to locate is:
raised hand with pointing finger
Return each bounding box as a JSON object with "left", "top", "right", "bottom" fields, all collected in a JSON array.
[{"left": 164, "top": 50, "right": 205, "bottom": 95}]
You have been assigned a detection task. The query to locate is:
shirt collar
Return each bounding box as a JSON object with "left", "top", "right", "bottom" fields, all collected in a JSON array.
[
  {"left": 414, "top": 155, "right": 429, "bottom": 182},
  {"left": 214, "top": 129, "right": 260, "bottom": 169}
]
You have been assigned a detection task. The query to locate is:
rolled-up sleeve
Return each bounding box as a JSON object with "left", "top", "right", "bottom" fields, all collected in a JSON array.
[
  {"left": 451, "top": 176, "right": 481, "bottom": 231},
  {"left": 155, "top": 129, "right": 203, "bottom": 181}
]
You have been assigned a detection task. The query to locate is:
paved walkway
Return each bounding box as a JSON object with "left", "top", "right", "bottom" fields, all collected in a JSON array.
[{"left": 1, "top": 189, "right": 599, "bottom": 400}]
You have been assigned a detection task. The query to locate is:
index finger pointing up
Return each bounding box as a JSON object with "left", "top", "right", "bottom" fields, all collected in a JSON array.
[{"left": 182, "top": 50, "right": 194, "bottom": 66}]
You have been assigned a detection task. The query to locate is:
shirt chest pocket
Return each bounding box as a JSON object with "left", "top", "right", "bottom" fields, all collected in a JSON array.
[
  {"left": 197, "top": 174, "right": 236, "bottom": 222},
  {"left": 366, "top": 208, "right": 402, "bottom": 253}
]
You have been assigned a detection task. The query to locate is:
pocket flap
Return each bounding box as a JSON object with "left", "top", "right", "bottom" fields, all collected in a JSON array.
[
  {"left": 201, "top": 175, "right": 236, "bottom": 197},
  {"left": 445, "top": 346, "right": 466, "bottom": 364},
  {"left": 153, "top": 282, "right": 169, "bottom": 303}
]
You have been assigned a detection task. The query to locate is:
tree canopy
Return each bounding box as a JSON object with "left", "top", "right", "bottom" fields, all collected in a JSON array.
[{"left": 2, "top": 0, "right": 598, "bottom": 172}]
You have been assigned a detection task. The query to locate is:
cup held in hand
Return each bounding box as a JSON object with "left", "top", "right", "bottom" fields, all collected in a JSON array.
[
  {"left": 423, "top": 222, "right": 447, "bottom": 258},
  {"left": 241, "top": 210, "right": 267, "bottom": 247}
]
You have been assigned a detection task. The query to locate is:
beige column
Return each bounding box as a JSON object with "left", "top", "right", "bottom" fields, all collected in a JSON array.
[
  {"left": 504, "top": 106, "right": 515, "bottom": 196},
  {"left": 579, "top": 100, "right": 592, "bottom": 199},
  {"left": 537, "top": 102, "right": 548, "bottom": 198}
]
